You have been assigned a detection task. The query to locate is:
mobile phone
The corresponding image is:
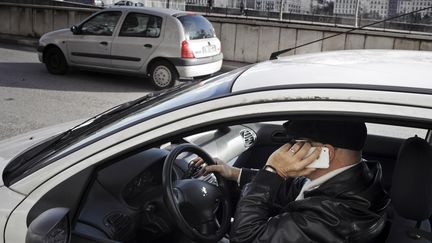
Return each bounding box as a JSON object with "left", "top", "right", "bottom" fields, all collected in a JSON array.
[{"left": 305, "top": 147, "right": 330, "bottom": 169}]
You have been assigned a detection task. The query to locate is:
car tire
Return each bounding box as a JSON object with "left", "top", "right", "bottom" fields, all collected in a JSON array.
[
  {"left": 149, "top": 60, "right": 178, "bottom": 90},
  {"left": 44, "top": 47, "right": 68, "bottom": 75}
]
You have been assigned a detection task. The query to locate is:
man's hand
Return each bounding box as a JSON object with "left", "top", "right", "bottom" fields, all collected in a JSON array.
[
  {"left": 190, "top": 157, "right": 240, "bottom": 181},
  {"left": 266, "top": 142, "right": 321, "bottom": 179}
]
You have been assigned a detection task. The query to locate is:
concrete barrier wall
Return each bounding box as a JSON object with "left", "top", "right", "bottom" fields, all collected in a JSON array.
[
  {"left": 1, "top": 3, "right": 432, "bottom": 63},
  {"left": 0, "top": 3, "right": 96, "bottom": 38},
  {"left": 207, "top": 16, "right": 432, "bottom": 62}
]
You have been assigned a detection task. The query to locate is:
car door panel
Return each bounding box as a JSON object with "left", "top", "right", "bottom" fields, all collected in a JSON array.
[
  {"left": 67, "top": 11, "right": 122, "bottom": 67},
  {"left": 111, "top": 12, "right": 163, "bottom": 70},
  {"left": 68, "top": 36, "right": 114, "bottom": 66}
]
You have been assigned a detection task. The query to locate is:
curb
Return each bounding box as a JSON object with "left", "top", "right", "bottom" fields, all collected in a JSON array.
[{"left": 0, "top": 34, "right": 38, "bottom": 48}]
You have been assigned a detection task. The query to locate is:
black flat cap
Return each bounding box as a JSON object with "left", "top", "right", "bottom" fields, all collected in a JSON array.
[{"left": 283, "top": 120, "right": 367, "bottom": 151}]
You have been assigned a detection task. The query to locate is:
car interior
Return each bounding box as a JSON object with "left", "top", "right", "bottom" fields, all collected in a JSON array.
[{"left": 25, "top": 118, "right": 432, "bottom": 243}]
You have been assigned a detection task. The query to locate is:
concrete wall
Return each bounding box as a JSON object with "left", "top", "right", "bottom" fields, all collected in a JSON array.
[
  {"left": 207, "top": 16, "right": 432, "bottom": 63},
  {"left": 0, "top": 3, "right": 96, "bottom": 38},
  {"left": 1, "top": 3, "right": 432, "bottom": 63}
]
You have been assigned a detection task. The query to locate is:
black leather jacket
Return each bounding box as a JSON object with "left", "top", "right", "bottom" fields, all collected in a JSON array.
[{"left": 230, "top": 162, "right": 390, "bottom": 243}]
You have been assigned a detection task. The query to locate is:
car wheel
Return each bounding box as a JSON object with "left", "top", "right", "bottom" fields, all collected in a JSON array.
[
  {"left": 149, "top": 61, "right": 177, "bottom": 90},
  {"left": 44, "top": 47, "right": 68, "bottom": 75}
]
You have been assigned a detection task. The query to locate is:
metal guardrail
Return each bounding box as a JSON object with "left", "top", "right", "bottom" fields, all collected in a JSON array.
[{"left": 186, "top": 5, "right": 432, "bottom": 35}]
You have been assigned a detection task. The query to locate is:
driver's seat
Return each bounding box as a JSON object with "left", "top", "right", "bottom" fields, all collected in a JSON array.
[{"left": 384, "top": 136, "right": 432, "bottom": 242}]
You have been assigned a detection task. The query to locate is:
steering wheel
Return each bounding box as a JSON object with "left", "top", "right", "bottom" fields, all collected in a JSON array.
[{"left": 162, "top": 144, "right": 231, "bottom": 242}]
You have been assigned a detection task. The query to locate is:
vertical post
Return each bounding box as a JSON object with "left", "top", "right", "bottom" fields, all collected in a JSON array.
[
  {"left": 334, "top": 13, "right": 337, "bottom": 27},
  {"left": 279, "top": 0, "right": 284, "bottom": 20},
  {"left": 354, "top": 0, "right": 360, "bottom": 27},
  {"left": 409, "top": 12, "right": 414, "bottom": 32}
]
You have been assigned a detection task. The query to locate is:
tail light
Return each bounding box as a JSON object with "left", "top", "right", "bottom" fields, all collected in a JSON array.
[{"left": 181, "top": 40, "right": 195, "bottom": 58}]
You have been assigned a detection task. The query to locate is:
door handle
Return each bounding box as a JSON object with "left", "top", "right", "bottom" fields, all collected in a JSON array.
[
  {"left": 144, "top": 44, "right": 153, "bottom": 48},
  {"left": 100, "top": 41, "right": 108, "bottom": 46}
]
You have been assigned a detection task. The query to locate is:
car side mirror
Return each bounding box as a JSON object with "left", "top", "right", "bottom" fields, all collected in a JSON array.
[
  {"left": 26, "top": 208, "right": 71, "bottom": 243},
  {"left": 70, "top": 25, "right": 79, "bottom": 35}
]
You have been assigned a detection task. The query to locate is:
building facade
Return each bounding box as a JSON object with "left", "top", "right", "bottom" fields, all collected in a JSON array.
[
  {"left": 253, "top": 0, "right": 302, "bottom": 13},
  {"left": 334, "top": 0, "right": 362, "bottom": 15},
  {"left": 186, "top": 0, "right": 302, "bottom": 12},
  {"left": 398, "top": 0, "right": 432, "bottom": 17},
  {"left": 369, "top": 0, "right": 389, "bottom": 18}
]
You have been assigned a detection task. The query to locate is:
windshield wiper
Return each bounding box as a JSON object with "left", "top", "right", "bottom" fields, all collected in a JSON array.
[
  {"left": 2, "top": 93, "right": 155, "bottom": 181},
  {"left": 3, "top": 83, "right": 195, "bottom": 183},
  {"left": 4, "top": 94, "right": 156, "bottom": 175}
]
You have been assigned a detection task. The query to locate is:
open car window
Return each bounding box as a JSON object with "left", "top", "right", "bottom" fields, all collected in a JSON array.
[
  {"left": 24, "top": 116, "right": 432, "bottom": 243},
  {"left": 366, "top": 123, "right": 427, "bottom": 139}
]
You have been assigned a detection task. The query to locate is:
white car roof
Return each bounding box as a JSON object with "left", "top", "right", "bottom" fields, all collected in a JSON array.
[
  {"left": 232, "top": 50, "right": 432, "bottom": 92},
  {"left": 107, "top": 6, "right": 186, "bottom": 16}
]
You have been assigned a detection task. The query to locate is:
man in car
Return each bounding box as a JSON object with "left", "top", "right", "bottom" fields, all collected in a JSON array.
[{"left": 194, "top": 120, "right": 390, "bottom": 243}]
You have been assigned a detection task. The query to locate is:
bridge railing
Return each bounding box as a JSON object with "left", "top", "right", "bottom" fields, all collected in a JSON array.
[{"left": 185, "top": 4, "right": 432, "bottom": 35}]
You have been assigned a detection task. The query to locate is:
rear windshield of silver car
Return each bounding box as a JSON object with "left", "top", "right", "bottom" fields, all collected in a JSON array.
[{"left": 177, "top": 15, "right": 216, "bottom": 40}]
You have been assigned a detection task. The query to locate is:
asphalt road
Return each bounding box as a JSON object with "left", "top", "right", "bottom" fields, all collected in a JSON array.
[{"left": 0, "top": 43, "right": 162, "bottom": 140}]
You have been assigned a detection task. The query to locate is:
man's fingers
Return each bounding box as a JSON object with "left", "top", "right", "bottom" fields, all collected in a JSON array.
[
  {"left": 196, "top": 167, "right": 206, "bottom": 177},
  {"left": 299, "top": 146, "right": 322, "bottom": 167},
  {"left": 280, "top": 143, "right": 293, "bottom": 152},
  {"left": 190, "top": 157, "right": 205, "bottom": 167},
  {"left": 204, "top": 164, "right": 224, "bottom": 175},
  {"left": 294, "top": 142, "right": 312, "bottom": 159}
]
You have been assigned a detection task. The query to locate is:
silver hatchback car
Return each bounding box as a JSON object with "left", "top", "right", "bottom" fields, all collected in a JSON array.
[{"left": 37, "top": 7, "right": 223, "bottom": 89}]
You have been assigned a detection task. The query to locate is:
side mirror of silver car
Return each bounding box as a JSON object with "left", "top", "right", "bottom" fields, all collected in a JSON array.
[
  {"left": 70, "top": 25, "right": 80, "bottom": 35},
  {"left": 26, "top": 208, "right": 71, "bottom": 243}
]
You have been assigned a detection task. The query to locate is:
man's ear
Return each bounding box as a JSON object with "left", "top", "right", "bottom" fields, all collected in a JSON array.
[{"left": 325, "top": 144, "right": 336, "bottom": 162}]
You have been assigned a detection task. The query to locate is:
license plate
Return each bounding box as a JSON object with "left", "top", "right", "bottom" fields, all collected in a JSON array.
[{"left": 202, "top": 45, "right": 217, "bottom": 54}]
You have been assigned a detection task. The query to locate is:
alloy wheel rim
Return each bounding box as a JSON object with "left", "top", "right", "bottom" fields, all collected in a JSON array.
[{"left": 153, "top": 66, "right": 171, "bottom": 87}]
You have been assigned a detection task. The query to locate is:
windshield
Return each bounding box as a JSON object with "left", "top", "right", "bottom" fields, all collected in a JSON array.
[
  {"left": 3, "top": 67, "right": 249, "bottom": 185},
  {"left": 178, "top": 15, "right": 216, "bottom": 40}
]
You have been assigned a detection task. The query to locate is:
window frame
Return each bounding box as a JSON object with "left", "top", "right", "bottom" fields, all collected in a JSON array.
[
  {"left": 78, "top": 11, "right": 123, "bottom": 37},
  {"left": 118, "top": 12, "right": 163, "bottom": 38}
]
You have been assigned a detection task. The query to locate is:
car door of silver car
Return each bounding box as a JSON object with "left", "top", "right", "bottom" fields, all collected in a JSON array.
[
  {"left": 67, "top": 11, "right": 122, "bottom": 67},
  {"left": 111, "top": 12, "right": 163, "bottom": 70}
]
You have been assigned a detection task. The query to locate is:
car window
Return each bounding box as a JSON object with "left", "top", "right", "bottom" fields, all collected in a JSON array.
[
  {"left": 119, "top": 13, "right": 162, "bottom": 38},
  {"left": 177, "top": 15, "right": 216, "bottom": 40},
  {"left": 80, "top": 11, "right": 122, "bottom": 36},
  {"left": 366, "top": 123, "right": 427, "bottom": 139}
]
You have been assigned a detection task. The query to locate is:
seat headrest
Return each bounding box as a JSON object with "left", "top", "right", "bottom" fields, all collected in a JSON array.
[
  {"left": 125, "top": 16, "right": 139, "bottom": 28},
  {"left": 391, "top": 136, "right": 432, "bottom": 221}
]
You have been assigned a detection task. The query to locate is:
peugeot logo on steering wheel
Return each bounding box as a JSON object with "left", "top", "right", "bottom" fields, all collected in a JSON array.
[{"left": 201, "top": 186, "right": 208, "bottom": 197}]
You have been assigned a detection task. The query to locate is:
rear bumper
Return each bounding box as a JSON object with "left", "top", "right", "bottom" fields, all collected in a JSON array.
[
  {"left": 171, "top": 53, "right": 223, "bottom": 78},
  {"left": 168, "top": 53, "right": 223, "bottom": 66},
  {"left": 176, "top": 59, "right": 222, "bottom": 78}
]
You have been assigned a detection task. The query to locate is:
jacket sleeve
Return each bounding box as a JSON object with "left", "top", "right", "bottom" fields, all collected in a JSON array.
[
  {"left": 239, "top": 168, "right": 259, "bottom": 188},
  {"left": 230, "top": 170, "right": 342, "bottom": 243}
]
